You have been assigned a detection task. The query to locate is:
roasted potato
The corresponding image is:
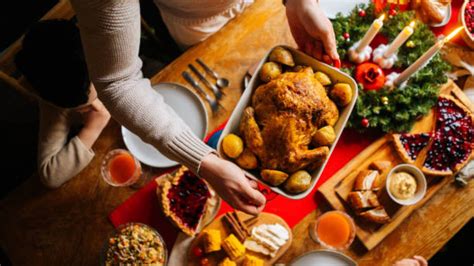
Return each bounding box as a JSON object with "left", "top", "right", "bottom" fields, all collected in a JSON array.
[
  {"left": 314, "top": 71, "right": 332, "bottom": 86},
  {"left": 236, "top": 149, "right": 258, "bottom": 170},
  {"left": 313, "top": 126, "right": 336, "bottom": 146},
  {"left": 261, "top": 169, "right": 289, "bottom": 186},
  {"left": 259, "top": 62, "right": 282, "bottom": 82},
  {"left": 269, "top": 47, "right": 295, "bottom": 67},
  {"left": 330, "top": 83, "right": 353, "bottom": 107},
  {"left": 284, "top": 170, "right": 312, "bottom": 193},
  {"left": 222, "top": 134, "right": 244, "bottom": 158}
]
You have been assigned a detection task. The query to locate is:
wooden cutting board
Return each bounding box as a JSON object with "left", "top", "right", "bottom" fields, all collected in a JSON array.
[
  {"left": 187, "top": 212, "right": 293, "bottom": 266},
  {"left": 318, "top": 80, "right": 474, "bottom": 251}
]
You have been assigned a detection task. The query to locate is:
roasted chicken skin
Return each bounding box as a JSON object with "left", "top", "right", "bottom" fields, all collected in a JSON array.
[{"left": 240, "top": 68, "right": 337, "bottom": 173}]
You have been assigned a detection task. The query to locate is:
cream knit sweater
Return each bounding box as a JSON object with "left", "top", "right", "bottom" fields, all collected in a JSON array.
[{"left": 70, "top": 0, "right": 214, "bottom": 174}]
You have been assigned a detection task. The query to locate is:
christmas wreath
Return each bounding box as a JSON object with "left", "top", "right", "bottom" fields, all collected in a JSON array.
[{"left": 332, "top": 3, "right": 451, "bottom": 132}]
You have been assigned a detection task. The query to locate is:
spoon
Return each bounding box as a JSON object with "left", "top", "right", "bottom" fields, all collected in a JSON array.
[{"left": 196, "top": 58, "right": 230, "bottom": 89}]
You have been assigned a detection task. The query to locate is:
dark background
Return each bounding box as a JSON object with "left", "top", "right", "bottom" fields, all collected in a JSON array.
[{"left": 0, "top": 0, "right": 472, "bottom": 265}]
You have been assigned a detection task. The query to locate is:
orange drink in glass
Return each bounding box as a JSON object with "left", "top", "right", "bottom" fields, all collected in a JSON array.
[
  {"left": 101, "top": 149, "right": 142, "bottom": 186},
  {"left": 310, "top": 210, "right": 356, "bottom": 250}
]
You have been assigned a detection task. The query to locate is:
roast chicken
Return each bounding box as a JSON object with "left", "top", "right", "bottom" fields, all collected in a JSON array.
[{"left": 240, "top": 67, "right": 339, "bottom": 173}]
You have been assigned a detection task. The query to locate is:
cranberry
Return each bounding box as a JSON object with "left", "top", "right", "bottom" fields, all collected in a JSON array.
[
  {"left": 343, "top": 32, "right": 350, "bottom": 39},
  {"left": 399, "top": 133, "right": 431, "bottom": 161}
]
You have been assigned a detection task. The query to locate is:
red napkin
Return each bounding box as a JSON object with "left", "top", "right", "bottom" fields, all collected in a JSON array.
[{"left": 108, "top": 167, "right": 179, "bottom": 248}]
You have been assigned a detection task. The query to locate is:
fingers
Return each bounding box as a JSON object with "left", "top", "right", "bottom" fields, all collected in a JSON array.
[
  {"left": 320, "top": 29, "right": 339, "bottom": 61},
  {"left": 311, "top": 41, "right": 323, "bottom": 60},
  {"left": 241, "top": 183, "right": 266, "bottom": 207},
  {"left": 248, "top": 179, "right": 258, "bottom": 189}
]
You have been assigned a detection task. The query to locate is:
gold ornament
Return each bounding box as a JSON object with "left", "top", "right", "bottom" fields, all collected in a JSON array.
[
  {"left": 406, "top": 40, "right": 415, "bottom": 48},
  {"left": 381, "top": 96, "right": 389, "bottom": 105}
]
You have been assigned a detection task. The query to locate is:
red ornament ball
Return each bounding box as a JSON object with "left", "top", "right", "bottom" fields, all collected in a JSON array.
[
  {"left": 358, "top": 9, "right": 366, "bottom": 17},
  {"left": 361, "top": 118, "right": 370, "bottom": 128},
  {"left": 343, "top": 32, "right": 350, "bottom": 39},
  {"left": 355, "top": 62, "right": 386, "bottom": 91},
  {"left": 389, "top": 9, "right": 397, "bottom": 17}
]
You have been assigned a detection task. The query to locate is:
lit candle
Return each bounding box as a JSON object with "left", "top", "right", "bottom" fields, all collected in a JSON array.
[
  {"left": 384, "top": 21, "right": 415, "bottom": 58},
  {"left": 357, "top": 14, "right": 385, "bottom": 53},
  {"left": 394, "top": 27, "right": 463, "bottom": 86}
]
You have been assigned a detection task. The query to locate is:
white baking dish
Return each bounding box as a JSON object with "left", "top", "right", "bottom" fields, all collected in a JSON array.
[{"left": 217, "top": 46, "right": 358, "bottom": 199}]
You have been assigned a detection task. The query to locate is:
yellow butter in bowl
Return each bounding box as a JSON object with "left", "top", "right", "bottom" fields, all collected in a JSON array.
[{"left": 389, "top": 171, "right": 417, "bottom": 200}]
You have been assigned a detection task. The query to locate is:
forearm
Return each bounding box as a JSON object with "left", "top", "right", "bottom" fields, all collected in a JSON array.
[
  {"left": 38, "top": 136, "right": 95, "bottom": 188},
  {"left": 77, "top": 125, "right": 103, "bottom": 148}
]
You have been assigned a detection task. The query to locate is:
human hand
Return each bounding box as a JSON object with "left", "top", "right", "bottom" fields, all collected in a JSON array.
[
  {"left": 81, "top": 99, "right": 111, "bottom": 130},
  {"left": 393, "top": 256, "right": 428, "bottom": 266},
  {"left": 285, "top": 0, "right": 340, "bottom": 65},
  {"left": 199, "top": 153, "right": 266, "bottom": 215}
]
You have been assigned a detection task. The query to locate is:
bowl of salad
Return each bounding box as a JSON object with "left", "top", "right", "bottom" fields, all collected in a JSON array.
[{"left": 100, "top": 223, "right": 167, "bottom": 266}]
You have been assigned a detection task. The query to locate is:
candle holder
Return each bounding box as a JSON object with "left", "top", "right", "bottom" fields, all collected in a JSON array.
[
  {"left": 384, "top": 72, "right": 407, "bottom": 89},
  {"left": 348, "top": 41, "right": 372, "bottom": 64},
  {"left": 373, "top": 44, "right": 398, "bottom": 69}
]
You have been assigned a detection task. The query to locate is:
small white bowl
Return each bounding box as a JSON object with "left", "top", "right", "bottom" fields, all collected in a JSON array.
[
  {"left": 386, "top": 164, "right": 427, "bottom": 206},
  {"left": 460, "top": 0, "right": 474, "bottom": 49}
]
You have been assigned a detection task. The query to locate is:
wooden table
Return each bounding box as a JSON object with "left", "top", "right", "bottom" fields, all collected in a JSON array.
[{"left": 0, "top": 0, "right": 472, "bottom": 265}]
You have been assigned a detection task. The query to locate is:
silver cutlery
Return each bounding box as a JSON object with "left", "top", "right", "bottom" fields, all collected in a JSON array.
[
  {"left": 196, "top": 58, "right": 230, "bottom": 89},
  {"left": 182, "top": 71, "right": 220, "bottom": 113},
  {"left": 188, "top": 64, "right": 223, "bottom": 100}
]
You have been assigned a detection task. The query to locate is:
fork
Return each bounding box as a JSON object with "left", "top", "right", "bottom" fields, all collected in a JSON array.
[
  {"left": 188, "top": 64, "right": 223, "bottom": 100},
  {"left": 182, "top": 71, "right": 220, "bottom": 113}
]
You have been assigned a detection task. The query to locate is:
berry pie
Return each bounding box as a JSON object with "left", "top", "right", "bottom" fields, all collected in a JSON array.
[
  {"left": 393, "top": 96, "right": 474, "bottom": 176},
  {"left": 159, "top": 166, "right": 217, "bottom": 236}
]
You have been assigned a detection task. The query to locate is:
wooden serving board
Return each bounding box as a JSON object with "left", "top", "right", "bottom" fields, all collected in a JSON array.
[
  {"left": 187, "top": 212, "right": 293, "bottom": 266},
  {"left": 318, "top": 80, "right": 473, "bottom": 251}
]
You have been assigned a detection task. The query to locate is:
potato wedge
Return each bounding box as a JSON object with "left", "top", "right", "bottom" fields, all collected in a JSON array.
[
  {"left": 269, "top": 47, "right": 295, "bottom": 66},
  {"left": 284, "top": 170, "right": 312, "bottom": 194},
  {"left": 313, "top": 126, "right": 336, "bottom": 146},
  {"left": 222, "top": 134, "right": 244, "bottom": 158},
  {"left": 261, "top": 169, "right": 289, "bottom": 186},
  {"left": 235, "top": 149, "right": 258, "bottom": 170},
  {"left": 314, "top": 71, "right": 332, "bottom": 86},
  {"left": 330, "top": 83, "right": 353, "bottom": 107},
  {"left": 259, "top": 62, "right": 282, "bottom": 82}
]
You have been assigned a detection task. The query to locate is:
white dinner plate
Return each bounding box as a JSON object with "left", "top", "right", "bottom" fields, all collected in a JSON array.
[
  {"left": 319, "top": 0, "right": 370, "bottom": 19},
  {"left": 121, "top": 83, "right": 208, "bottom": 168},
  {"left": 291, "top": 250, "right": 357, "bottom": 266}
]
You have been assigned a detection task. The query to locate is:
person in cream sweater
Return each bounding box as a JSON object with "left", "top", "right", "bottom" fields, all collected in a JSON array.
[{"left": 70, "top": 0, "right": 339, "bottom": 215}]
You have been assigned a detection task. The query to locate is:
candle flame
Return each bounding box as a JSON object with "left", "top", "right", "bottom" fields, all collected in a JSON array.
[
  {"left": 379, "top": 14, "right": 386, "bottom": 21},
  {"left": 409, "top": 21, "right": 416, "bottom": 28},
  {"left": 444, "top": 27, "right": 464, "bottom": 42}
]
